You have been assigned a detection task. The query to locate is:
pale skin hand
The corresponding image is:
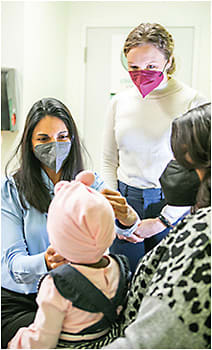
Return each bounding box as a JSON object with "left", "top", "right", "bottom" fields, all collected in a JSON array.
[
  {"left": 134, "top": 218, "right": 166, "bottom": 239},
  {"left": 45, "top": 246, "right": 68, "bottom": 270}
]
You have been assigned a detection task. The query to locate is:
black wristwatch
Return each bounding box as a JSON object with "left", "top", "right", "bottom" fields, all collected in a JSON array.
[{"left": 158, "top": 214, "right": 173, "bottom": 228}]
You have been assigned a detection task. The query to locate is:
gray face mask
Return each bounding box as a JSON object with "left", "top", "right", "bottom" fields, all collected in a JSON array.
[{"left": 34, "top": 141, "right": 72, "bottom": 173}]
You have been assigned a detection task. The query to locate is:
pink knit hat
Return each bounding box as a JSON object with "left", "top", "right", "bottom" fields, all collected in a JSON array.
[{"left": 47, "top": 171, "right": 115, "bottom": 264}]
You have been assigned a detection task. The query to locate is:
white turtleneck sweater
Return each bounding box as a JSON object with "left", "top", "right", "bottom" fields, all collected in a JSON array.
[{"left": 101, "top": 78, "right": 208, "bottom": 223}]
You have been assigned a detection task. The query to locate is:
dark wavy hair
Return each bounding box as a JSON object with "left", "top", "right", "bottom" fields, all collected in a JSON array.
[
  {"left": 171, "top": 102, "right": 211, "bottom": 209},
  {"left": 123, "top": 23, "right": 176, "bottom": 75},
  {"left": 6, "top": 97, "right": 86, "bottom": 213}
]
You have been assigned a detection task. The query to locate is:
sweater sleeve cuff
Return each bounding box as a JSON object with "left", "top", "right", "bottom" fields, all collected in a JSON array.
[
  {"left": 115, "top": 217, "right": 140, "bottom": 237},
  {"left": 161, "top": 205, "right": 191, "bottom": 224}
]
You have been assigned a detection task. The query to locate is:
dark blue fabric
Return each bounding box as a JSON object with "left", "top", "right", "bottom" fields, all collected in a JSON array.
[{"left": 109, "top": 181, "right": 169, "bottom": 274}]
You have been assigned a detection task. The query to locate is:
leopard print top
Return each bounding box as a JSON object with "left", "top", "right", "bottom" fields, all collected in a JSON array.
[{"left": 119, "top": 206, "right": 211, "bottom": 348}]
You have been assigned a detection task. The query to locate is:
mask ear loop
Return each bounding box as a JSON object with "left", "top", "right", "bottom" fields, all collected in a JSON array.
[{"left": 159, "top": 59, "right": 169, "bottom": 77}]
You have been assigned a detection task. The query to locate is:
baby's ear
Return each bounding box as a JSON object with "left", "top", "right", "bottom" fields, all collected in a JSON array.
[
  {"left": 75, "top": 170, "right": 95, "bottom": 186},
  {"left": 54, "top": 181, "right": 70, "bottom": 194}
]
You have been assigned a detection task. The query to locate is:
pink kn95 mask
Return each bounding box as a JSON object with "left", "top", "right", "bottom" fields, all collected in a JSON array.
[{"left": 129, "top": 69, "right": 164, "bottom": 98}]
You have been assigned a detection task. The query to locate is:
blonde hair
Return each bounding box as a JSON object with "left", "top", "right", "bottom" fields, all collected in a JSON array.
[{"left": 124, "top": 23, "right": 176, "bottom": 75}]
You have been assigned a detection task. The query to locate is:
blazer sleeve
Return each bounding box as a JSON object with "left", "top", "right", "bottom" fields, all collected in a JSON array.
[{"left": 1, "top": 177, "right": 47, "bottom": 284}]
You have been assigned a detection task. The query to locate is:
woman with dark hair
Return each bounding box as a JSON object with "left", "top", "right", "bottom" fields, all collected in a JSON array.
[
  {"left": 1, "top": 97, "right": 105, "bottom": 348},
  {"left": 171, "top": 102, "right": 211, "bottom": 210},
  {"left": 101, "top": 103, "right": 211, "bottom": 349}
]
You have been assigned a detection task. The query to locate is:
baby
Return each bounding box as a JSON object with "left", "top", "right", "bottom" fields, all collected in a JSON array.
[{"left": 8, "top": 171, "right": 130, "bottom": 349}]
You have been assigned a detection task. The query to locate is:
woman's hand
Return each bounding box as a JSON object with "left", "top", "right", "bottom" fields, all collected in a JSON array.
[
  {"left": 45, "top": 246, "right": 68, "bottom": 271},
  {"left": 134, "top": 218, "right": 166, "bottom": 239},
  {"left": 101, "top": 188, "right": 138, "bottom": 227}
]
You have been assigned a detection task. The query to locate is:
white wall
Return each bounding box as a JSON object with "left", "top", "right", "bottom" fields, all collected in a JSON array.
[
  {"left": 22, "top": 1, "right": 69, "bottom": 116},
  {"left": 1, "top": 1, "right": 211, "bottom": 175},
  {"left": 1, "top": 1, "right": 24, "bottom": 174},
  {"left": 1, "top": 1, "right": 69, "bottom": 174}
]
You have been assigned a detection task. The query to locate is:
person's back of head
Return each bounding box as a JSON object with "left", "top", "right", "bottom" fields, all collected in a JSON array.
[{"left": 171, "top": 102, "right": 211, "bottom": 209}]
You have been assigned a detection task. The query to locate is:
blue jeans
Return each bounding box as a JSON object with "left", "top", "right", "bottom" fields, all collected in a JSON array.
[{"left": 109, "top": 181, "right": 169, "bottom": 274}]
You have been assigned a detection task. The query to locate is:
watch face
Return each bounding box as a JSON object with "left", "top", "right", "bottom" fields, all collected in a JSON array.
[{"left": 120, "top": 51, "right": 128, "bottom": 71}]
